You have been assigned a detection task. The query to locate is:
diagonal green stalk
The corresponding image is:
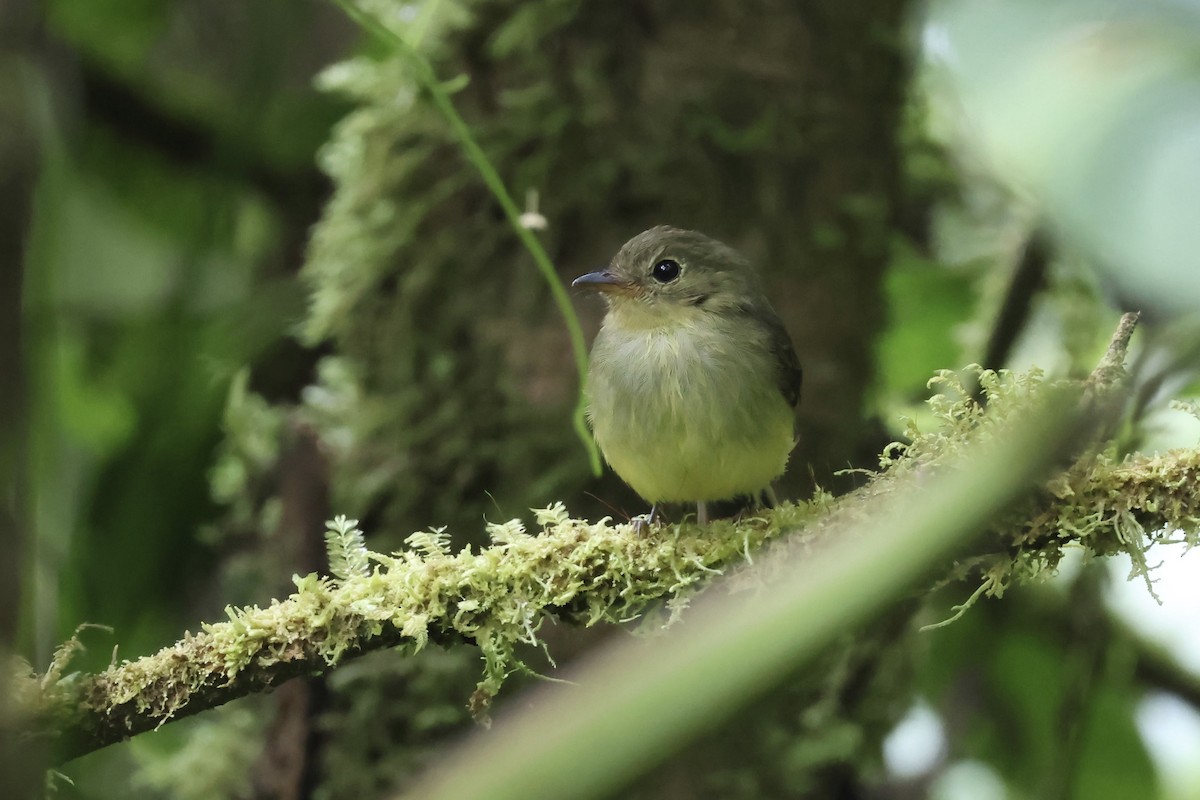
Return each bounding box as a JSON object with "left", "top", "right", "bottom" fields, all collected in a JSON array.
[{"left": 331, "top": 0, "right": 601, "bottom": 474}]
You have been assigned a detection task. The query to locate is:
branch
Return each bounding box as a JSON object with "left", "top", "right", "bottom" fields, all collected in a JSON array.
[
  {"left": 392, "top": 318, "right": 1135, "bottom": 800},
  {"left": 34, "top": 506, "right": 792, "bottom": 761},
  {"left": 981, "top": 231, "right": 1050, "bottom": 372},
  {"left": 22, "top": 314, "right": 1197, "bottom": 765}
]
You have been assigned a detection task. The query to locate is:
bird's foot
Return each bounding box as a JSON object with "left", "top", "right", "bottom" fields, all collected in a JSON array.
[
  {"left": 730, "top": 488, "right": 778, "bottom": 522},
  {"left": 704, "top": 490, "right": 778, "bottom": 524},
  {"left": 631, "top": 504, "right": 659, "bottom": 537}
]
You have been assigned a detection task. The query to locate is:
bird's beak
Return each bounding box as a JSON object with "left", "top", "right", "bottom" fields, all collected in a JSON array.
[{"left": 572, "top": 269, "right": 628, "bottom": 293}]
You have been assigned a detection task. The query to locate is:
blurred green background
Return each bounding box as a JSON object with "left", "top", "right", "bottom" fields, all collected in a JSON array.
[{"left": 8, "top": 0, "right": 1200, "bottom": 797}]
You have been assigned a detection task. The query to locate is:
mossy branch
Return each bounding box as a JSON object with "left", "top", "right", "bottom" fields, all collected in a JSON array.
[
  {"left": 19, "top": 314, "right": 1200, "bottom": 763},
  {"left": 30, "top": 504, "right": 807, "bottom": 762}
]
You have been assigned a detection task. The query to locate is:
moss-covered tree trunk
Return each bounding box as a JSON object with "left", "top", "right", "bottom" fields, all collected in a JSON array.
[{"left": 269, "top": 0, "right": 914, "bottom": 794}]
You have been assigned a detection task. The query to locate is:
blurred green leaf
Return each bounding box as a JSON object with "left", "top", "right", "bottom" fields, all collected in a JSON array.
[
  {"left": 936, "top": 0, "right": 1200, "bottom": 318},
  {"left": 1075, "top": 686, "right": 1158, "bottom": 800},
  {"left": 46, "top": 0, "right": 169, "bottom": 73}
]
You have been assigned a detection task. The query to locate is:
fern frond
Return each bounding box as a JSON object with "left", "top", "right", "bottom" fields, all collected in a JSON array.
[{"left": 324, "top": 515, "right": 371, "bottom": 582}]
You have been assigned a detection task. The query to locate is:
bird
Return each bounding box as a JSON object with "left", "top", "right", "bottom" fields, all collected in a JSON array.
[{"left": 573, "top": 226, "right": 802, "bottom": 526}]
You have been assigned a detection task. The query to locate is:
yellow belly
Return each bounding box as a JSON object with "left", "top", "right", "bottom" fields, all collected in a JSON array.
[
  {"left": 598, "top": 415, "right": 794, "bottom": 503},
  {"left": 588, "top": 317, "right": 795, "bottom": 503}
]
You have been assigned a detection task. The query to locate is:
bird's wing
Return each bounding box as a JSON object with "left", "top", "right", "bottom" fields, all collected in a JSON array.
[{"left": 763, "top": 311, "right": 802, "bottom": 409}]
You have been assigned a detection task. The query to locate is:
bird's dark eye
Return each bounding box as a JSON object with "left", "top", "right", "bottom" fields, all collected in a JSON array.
[{"left": 651, "top": 259, "right": 681, "bottom": 283}]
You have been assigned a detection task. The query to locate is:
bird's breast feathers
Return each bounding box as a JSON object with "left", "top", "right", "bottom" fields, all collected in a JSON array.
[{"left": 588, "top": 315, "right": 794, "bottom": 503}]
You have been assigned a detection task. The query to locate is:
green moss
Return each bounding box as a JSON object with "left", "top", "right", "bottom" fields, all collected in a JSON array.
[
  {"left": 897, "top": 364, "right": 1200, "bottom": 615},
  {"left": 37, "top": 356, "right": 1200, "bottom": 759},
  {"left": 46, "top": 498, "right": 817, "bottom": 753}
]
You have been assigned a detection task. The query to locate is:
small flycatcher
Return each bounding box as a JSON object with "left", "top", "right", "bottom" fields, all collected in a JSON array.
[{"left": 573, "top": 226, "right": 802, "bottom": 524}]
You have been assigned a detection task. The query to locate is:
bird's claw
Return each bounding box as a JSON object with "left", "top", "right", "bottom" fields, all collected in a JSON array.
[{"left": 631, "top": 505, "right": 659, "bottom": 537}]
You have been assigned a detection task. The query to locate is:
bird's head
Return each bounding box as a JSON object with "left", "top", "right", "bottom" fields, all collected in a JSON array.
[{"left": 573, "top": 226, "right": 763, "bottom": 325}]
